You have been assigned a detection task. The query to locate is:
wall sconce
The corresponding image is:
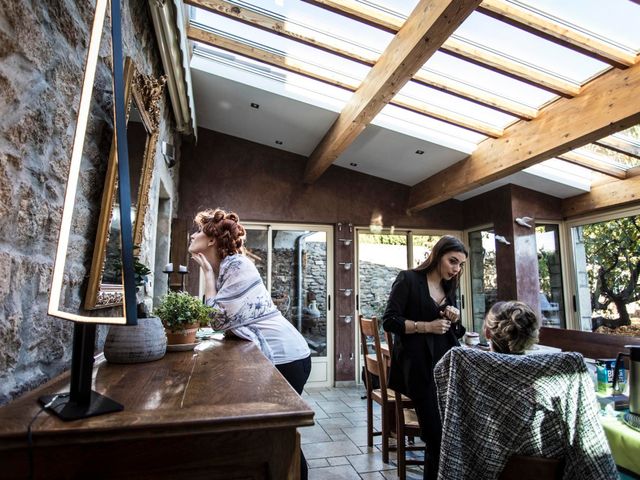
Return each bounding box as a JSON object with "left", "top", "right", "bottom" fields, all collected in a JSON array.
[
  {"left": 339, "top": 262, "right": 352, "bottom": 270},
  {"left": 162, "top": 141, "right": 176, "bottom": 168},
  {"left": 515, "top": 216, "right": 534, "bottom": 228},
  {"left": 495, "top": 235, "right": 511, "bottom": 245},
  {"left": 339, "top": 288, "right": 352, "bottom": 297},
  {"left": 338, "top": 238, "right": 352, "bottom": 246},
  {"left": 339, "top": 315, "right": 353, "bottom": 324}
]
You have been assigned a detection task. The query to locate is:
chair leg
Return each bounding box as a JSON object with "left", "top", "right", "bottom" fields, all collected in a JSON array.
[
  {"left": 381, "top": 404, "right": 389, "bottom": 463},
  {"left": 366, "top": 395, "right": 373, "bottom": 447},
  {"left": 397, "top": 406, "right": 405, "bottom": 480}
]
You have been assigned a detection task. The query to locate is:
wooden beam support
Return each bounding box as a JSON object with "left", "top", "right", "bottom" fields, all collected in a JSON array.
[
  {"left": 478, "top": 0, "right": 638, "bottom": 68},
  {"left": 562, "top": 175, "right": 640, "bottom": 217},
  {"left": 558, "top": 151, "right": 627, "bottom": 179},
  {"left": 188, "top": 25, "right": 501, "bottom": 136},
  {"left": 187, "top": 0, "right": 536, "bottom": 119},
  {"left": 408, "top": 60, "right": 640, "bottom": 213},
  {"left": 302, "top": 0, "right": 482, "bottom": 183},
  {"left": 595, "top": 135, "right": 640, "bottom": 159},
  {"left": 304, "top": 0, "right": 580, "bottom": 97}
]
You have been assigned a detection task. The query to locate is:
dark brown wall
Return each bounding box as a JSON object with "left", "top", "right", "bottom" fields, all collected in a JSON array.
[
  {"left": 177, "top": 128, "right": 464, "bottom": 381},
  {"left": 179, "top": 129, "right": 463, "bottom": 229},
  {"left": 462, "top": 185, "right": 563, "bottom": 313}
]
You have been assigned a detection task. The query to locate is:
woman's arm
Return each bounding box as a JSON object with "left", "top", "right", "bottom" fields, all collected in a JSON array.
[{"left": 383, "top": 271, "right": 418, "bottom": 335}]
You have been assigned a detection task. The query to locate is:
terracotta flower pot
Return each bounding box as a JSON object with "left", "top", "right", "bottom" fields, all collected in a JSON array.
[{"left": 165, "top": 323, "right": 200, "bottom": 345}]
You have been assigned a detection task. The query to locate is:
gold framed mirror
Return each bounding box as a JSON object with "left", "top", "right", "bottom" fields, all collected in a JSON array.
[{"left": 84, "top": 57, "right": 165, "bottom": 310}]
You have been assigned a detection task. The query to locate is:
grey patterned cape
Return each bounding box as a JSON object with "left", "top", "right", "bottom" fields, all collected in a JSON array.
[
  {"left": 433, "top": 347, "right": 618, "bottom": 480},
  {"left": 206, "top": 254, "right": 283, "bottom": 362}
]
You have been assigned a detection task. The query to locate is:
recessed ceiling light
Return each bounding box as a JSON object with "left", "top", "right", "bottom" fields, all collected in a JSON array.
[
  {"left": 250, "top": 103, "right": 260, "bottom": 109},
  {"left": 349, "top": 162, "right": 358, "bottom": 167},
  {"left": 415, "top": 150, "right": 424, "bottom": 155},
  {"left": 275, "top": 140, "right": 283, "bottom": 145}
]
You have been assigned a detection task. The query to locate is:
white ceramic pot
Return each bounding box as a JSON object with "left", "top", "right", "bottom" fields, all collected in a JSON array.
[{"left": 104, "top": 316, "right": 167, "bottom": 364}]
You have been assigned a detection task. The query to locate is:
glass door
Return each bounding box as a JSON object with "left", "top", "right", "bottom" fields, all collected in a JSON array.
[
  {"left": 535, "top": 223, "right": 566, "bottom": 329},
  {"left": 466, "top": 227, "right": 497, "bottom": 341},
  {"left": 566, "top": 209, "right": 640, "bottom": 333},
  {"left": 245, "top": 224, "right": 334, "bottom": 387}
]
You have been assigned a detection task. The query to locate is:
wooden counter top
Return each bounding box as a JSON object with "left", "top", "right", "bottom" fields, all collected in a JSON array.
[{"left": 0, "top": 337, "right": 314, "bottom": 479}]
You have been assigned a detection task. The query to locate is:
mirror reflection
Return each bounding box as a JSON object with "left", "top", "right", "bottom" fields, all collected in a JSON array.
[{"left": 84, "top": 58, "right": 165, "bottom": 310}]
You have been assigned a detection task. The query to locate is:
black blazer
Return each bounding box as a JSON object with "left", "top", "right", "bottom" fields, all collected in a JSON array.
[{"left": 382, "top": 269, "right": 464, "bottom": 400}]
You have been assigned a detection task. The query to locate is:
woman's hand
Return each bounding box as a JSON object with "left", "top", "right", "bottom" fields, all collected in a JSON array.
[
  {"left": 191, "top": 253, "right": 217, "bottom": 298},
  {"left": 424, "top": 318, "right": 451, "bottom": 335},
  {"left": 441, "top": 305, "right": 460, "bottom": 323},
  {"left": 191, "top": 253, "right": 213, "bottom": 275}
]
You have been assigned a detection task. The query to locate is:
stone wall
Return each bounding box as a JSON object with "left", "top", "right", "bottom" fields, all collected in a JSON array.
[{"left": 0, "top": 0, "right": 179, "bottom": 404}]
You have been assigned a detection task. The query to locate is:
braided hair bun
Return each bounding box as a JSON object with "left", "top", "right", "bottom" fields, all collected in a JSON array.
[
  {"left": 194, "top": 208, "right": 246, "bottom": 259},
  {"left": 484, "top": 300, "right": 539, "bottom": 354}
]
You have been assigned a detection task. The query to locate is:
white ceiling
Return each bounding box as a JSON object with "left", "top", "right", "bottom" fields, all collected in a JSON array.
[{"left": 190, "top": 55, "right": 590, "bottom": 201}]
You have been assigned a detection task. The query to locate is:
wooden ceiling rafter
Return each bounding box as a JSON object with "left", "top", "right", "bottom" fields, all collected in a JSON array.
[
  {"left": 303, "top": 0, "right": 581, "bottom": 97},
  {"left": 407, "top": 59, "right": 640, "bottom": 213},
  {"left": 302, "top": 0, "right": 484, "bottom": 184},
  {"left": 557, "top": 151, "right": 628, "bottom": 179},
  {"left": 187, "top": 24, "right": 501, "bottom": 137},
  {"left": 186, "top": 0, "right": 536, "bottom": 120},
  {"left": 595, "top": 135, "right": 640, "bottom": 160},
  {"left": 561, "top": 175, "right": 640, "bottom": 217},
  {"left": 478, "top": 0, "right": 638, "bottom": 69}
]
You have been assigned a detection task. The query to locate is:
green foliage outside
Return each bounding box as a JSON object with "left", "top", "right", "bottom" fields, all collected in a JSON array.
[
  {"left": 582, "top": 215, "right": 640, "bottom": 326},
  {"left": 154, "top": 291, "right": 215, "bottom": 331}
]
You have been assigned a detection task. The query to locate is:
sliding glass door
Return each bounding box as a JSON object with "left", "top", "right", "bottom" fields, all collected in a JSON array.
[{"left": 244, "top": 223, "right": 334, "bottom": 386}]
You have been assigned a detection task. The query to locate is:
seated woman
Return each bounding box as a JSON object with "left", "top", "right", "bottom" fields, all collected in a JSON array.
[{"left": 433, "top": 301, "right": 617, "bottom": 480}]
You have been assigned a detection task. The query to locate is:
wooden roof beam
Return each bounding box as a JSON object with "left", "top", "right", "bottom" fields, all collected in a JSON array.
[
  {"left": 304, "top": 0, "right": 580, "bottom": 96},
  {"left": 595, "top": 135, "right": 640, "bottom": 159},
  {"left": 188, "top": 0, "right": 536, "bottom": 120},
  {"left": 407, "top": 59, "right": 640, "bottom": 213},
  {"left": 302, "top": 0, "right": 483, "bottom": 183},
  {"left": 478, "top": 0, "right": 638, "bottom": 69},
  {"left": 562, "top": 175, "right": 640, "bottom": 217},
  {"left": 187, "top": 25, "right": 500, "bottom": 137},
  {"left": 557, "top": 151, "right": 627, "bottom": 179}
]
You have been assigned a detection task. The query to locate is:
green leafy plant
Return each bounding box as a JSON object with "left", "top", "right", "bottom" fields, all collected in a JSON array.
[{"left": 154, "top": 291, "right": 214, "bottom": 332}]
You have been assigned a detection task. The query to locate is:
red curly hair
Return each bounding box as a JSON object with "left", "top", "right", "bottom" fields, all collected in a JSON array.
[{"left": 194, "top": 208, "right": 246, "bottom": 259}]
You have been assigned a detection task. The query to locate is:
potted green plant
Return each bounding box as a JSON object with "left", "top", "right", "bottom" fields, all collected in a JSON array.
[
  {"left": 154, "top": 291, "right": 214, "bottom": 345},
  {"left": 103, "top": 257, "right": 168, "bottom": 364}
]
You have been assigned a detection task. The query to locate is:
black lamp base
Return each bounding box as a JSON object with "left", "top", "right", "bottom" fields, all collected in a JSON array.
[{"left": 39, "top": 392, "right": 123, "bottom": 421}]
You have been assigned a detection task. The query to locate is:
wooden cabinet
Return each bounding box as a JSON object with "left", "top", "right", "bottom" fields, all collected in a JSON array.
[{"left": 0, "top": 338, "right": 314, "bottom": 479}]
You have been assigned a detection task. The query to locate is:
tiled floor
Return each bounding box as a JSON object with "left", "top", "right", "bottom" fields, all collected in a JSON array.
[{"left": 301, "top": 385, "right": 425, "bottom": 480}]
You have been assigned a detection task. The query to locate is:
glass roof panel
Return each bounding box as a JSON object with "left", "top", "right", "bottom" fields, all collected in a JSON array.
[
  {"left": 191, "top": 11, "right": 371, "bottom": 85},
  {"left": 363, "top": 0, "right": 419, "bottom": 17},
  {"left": 515, "top": 0, "right": 640, "bottom": 53},
  {"left": 398, "top": 81, "right": 517, "bottom": 130},
  {"left": 226, "top": 0, "right": 396, "bottom": 57},
  {"left": 422, "top": 51, "right": 558, "bottom": 109},
  {"left": 377, "top": 104, "right": 486, "bottom": 147},
  {"left": 577, "top": 144, "right": 640, "bottom": 169},
  {"left": 454, "top": 11, "right": 610, "bottom": 84}
]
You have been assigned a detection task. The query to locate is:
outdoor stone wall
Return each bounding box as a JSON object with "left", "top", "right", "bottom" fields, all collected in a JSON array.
[
  {"left": 0, "top": 0, "right": 178, "bottom": 405},
  {"left": 359, "top": 262, "right": 401, "bottom": 319}
]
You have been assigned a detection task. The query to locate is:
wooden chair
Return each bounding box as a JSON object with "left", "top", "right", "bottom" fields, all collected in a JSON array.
[
  {"left": 499, "top": 455, "right": 563, "bottom": 480},
  {"left": 384, "top": 332, "right": 424, "bottom": 480},
  {"left": 359, "top": 315, "right": 395, "bottom": 463}
]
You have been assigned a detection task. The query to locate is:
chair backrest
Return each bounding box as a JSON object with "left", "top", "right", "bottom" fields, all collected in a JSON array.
[
  {"left": 359, "top": 316, "right": 388, "bottom": 396},
  {"left": 434, "top": 348, "right": 616, "bottom": 479}
]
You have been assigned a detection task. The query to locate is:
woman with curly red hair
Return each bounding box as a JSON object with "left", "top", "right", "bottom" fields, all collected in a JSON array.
[{"left": 189, "top": 208, "right": 311, "bottom": 479}]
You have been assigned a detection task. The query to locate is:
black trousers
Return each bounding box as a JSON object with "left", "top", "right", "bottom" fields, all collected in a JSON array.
[
  {"left": 413, "top": 391, "right": 442, "bottom": 480},
  {"left": 276, "top": 355, "right": 312, "bottom": 480}
]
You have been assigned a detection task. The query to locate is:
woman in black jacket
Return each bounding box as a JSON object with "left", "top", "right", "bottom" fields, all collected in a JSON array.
[{"left": 383, "top": 235, "right": 467, "bottom": 480}]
